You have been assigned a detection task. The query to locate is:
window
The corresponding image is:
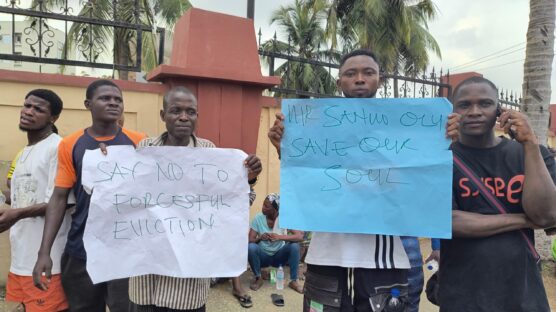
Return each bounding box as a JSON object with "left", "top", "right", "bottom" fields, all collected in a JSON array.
[{"left": 14, "top": 33, "right": 22, "bottom": 45}]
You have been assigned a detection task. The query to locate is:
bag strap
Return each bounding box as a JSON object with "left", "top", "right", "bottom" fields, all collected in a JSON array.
[{"left": 453, "top": 152, "right": 540, "bottom": 262}]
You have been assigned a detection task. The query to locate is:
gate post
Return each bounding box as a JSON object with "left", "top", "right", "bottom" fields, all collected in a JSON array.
[{"left": 147, "top": 8, "right": 280, "bottom": 154}]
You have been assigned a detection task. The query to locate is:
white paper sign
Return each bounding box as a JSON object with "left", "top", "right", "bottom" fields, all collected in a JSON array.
[{"left": 81, "top": 145, "right": 249, "bottom": 284}]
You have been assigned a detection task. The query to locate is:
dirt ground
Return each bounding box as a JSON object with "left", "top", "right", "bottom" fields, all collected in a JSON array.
[{"left": 1, "top": 240, "right": 555, "bottom": 312}]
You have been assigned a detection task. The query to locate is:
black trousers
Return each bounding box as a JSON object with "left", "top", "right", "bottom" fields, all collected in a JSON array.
[
  {"left": 61, "top": 253, "right": 134, "bottom": 312},
  {"left": 303, "top": 264, "right": 408, "bottom": 312}
]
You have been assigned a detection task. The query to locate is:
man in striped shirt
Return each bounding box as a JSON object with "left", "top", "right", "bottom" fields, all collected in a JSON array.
[{"left": 129, "top": 86, "right": 262, "bottom": 311}]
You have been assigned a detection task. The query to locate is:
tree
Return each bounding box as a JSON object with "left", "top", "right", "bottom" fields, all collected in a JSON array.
[
  {"left": 261, "top": 0, "right": 339, "bottom": 97},
  {"left": 521, "top": 0, "right": 555, "bottom": 260},
  {"left": 326, "top": 0, "right": 441, "bottom": 75},
  {"left": 33, "top": 0, "right": 192, "bottom": 80}
]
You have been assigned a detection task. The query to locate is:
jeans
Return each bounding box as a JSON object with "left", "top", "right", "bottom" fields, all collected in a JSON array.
[
  {"left": 248, "top": 242, "right": 300, "bottom": 280},
  {"left": 406, "top": 266, "right": 424, "bottom": 312}
]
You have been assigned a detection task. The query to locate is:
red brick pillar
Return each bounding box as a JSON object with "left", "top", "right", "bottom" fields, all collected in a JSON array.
[{"left": 147, "top": 8, "right": 280, "bottom": 154}]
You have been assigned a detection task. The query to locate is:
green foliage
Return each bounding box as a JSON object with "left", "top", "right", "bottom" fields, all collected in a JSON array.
[
  {"left": 326, "top": 0, "right": 441, "bottom": 74},
  {"left": 262, "top": 0, "right": 340, "bottom": 97}
]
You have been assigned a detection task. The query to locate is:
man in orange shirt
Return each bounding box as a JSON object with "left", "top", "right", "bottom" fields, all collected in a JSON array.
[{"left": 33, "top": 79, "right": 144, "bottom": 312}]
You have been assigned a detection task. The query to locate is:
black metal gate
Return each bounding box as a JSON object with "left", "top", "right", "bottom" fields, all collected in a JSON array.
[{"left": 0, "top": 0, "right": 165, "bottom": 72}]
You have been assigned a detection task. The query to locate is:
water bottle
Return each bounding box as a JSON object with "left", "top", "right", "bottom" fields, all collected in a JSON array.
[
  {"left": 426, "top": 259, "right": 439, "bottom": 273},
  {"left": 276, "top": 265, "right": 284, "bottom": 290},
  {"left": 385, "top": 288, "right": 404, "bottom": 312}
]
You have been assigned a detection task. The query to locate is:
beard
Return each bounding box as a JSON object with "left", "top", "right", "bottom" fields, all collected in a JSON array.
[{"left": 19, "top": 122, "right": 50, "bottom": 133}]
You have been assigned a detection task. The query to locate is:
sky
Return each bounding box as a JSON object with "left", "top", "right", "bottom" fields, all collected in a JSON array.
[{"left": 189, "top": 0, "right": 556, "bottom": 103}]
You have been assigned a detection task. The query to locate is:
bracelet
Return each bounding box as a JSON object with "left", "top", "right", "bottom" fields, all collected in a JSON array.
[{"left": 248, "top": 177, "right": 258, "bottom": 185}]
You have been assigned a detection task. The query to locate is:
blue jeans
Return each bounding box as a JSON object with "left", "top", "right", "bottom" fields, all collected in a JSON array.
[
  {"left": 407, "top": 266, "right": 424, "bottom": 312},
  {"left": 248, "top": 242, "right": 300, "bottom": 280}
]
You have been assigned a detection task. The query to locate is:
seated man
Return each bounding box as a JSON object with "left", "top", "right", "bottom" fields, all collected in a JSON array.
[{"left": 248, "top": 193, "right": 304, "bottom": 293}]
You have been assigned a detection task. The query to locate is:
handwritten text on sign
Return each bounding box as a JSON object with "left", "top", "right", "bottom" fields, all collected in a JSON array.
[
  {"left": 280, "top": 98, "right": 452, "bottom": 238},
  {"left": 81, "top": 146, "right": 249, "bottom": 283}
]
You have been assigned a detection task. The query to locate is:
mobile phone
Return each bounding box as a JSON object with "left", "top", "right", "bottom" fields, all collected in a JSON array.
[{"left": 497, "top": 106, "right": 516, "bottom": 139}]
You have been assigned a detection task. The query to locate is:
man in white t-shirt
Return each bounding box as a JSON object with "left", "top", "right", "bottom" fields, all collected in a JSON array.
[
  {"left": 268, "top": 49, "right": 460, "bottom": 311},
  {"left": 0, "top": 89, "right": 71, "bottom": 311}
]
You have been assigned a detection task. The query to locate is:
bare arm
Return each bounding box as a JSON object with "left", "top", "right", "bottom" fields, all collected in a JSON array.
[
  {"left": 32, "top": 186, "right": 70, "bottom": 290},
  {"left": 452, "top": 210, "right": 534, "bottom": 238},
  {"left": 249, "top": 228, "right": 260, "bottom": 243},
  {"left": 521, "top": 142, "right": 556, "bottom": 227},
  {"left": 273, "top": 230, "right": 304, "bottom": 242},
  {"left": 0, "top": 203, "right": 47, "bottom": 233},
  {"left": 267, "top": 113, "right": 284, "bottom": 159},
  {"left": 499, "top": 110, "right": 556, "bottom": 227}
]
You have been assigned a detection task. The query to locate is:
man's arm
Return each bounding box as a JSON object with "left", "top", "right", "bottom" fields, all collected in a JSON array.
[
  {"left": 452, "top": 210, "right": 536, "bottom": 238},
  {"left": 271, "top": 230, "right": 304, "bottom": 242},
  {"left": 0, "top": 203, "right": 47, "bottom": 233},
  {"left": 268, "top": 113, "right": 285, "bottom": 158},
  {"left": 499, "top": 110, "right": 556, "bottom": 227},
  {"left": 521, "top": 143, "right": 556, "bottom": 227},
  {"left": 32, "top": 186, "right": 70, "bottom": 290}
]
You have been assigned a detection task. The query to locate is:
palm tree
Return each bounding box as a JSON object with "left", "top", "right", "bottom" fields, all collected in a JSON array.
[
  {"left": 326, "top": 0, "right": 441, "bottom": 75},
  {"left": 522, "top": 0, "right": 555, "bottom": 260},
  {"left": 32, "top": 0, "right": 192, "bottom": 80},
  {"left": 261, "top": 0, "right": 339, "bottom": 97}
]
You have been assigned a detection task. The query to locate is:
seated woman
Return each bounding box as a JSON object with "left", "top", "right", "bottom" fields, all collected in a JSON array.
[{"left": 248, "top": 193, "right": 304, "bottom": 293}]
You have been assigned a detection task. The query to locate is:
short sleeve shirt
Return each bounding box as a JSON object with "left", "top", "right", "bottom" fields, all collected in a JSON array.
[{"left": 250, "top": 212, "right": 287, "bottom": 256}]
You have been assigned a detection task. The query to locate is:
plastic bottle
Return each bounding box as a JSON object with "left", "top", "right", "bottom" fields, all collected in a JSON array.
[
  {"left": 276, "top": 265, "right": 284, "bottom": 290},
  {"left": 425, "top": 259, "right": 439, "bottom": 273},
  {"left": 385, "top": 288, "right": 404, "bottom": 312}
]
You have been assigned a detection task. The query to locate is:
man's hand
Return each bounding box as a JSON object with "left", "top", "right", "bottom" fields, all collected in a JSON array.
[
  {"left": 99, "top": 142, "right": 108, "bottom": 155},
  {"left": 446, "top": 113, "right": 461, "bottom": 143},
  {"left": 268, "top": 113, "right": 285, "bottom": 156},
  {"left": 32, "top": 254, "right": 53, "bottom": 291},
  {"left": 0, "top": 208, "right": 20, "bottom": 232},
  {"left": 244, "top": 155, "right": 262, "bottom": 181},
  {"left": 425, "top": 250, "right": 440, "bottom": 264},
  {"left": 259, "top": 233, "right": 272, "bottom": 241},
  {"left": 268, "top": 233, "right": 282, "bottom": 241},
  {"left": 498, "top": 110, "right": 538, "bottom": 145}
]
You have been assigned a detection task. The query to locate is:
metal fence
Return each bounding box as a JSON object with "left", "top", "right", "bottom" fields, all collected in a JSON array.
[
  {"left": 257, "top": 32, "right": 452, "bottom": 100},
  {"left": 257, "top": 31, "right": 521, "bottom": 111},
  {"left": 0, "top": 0, "right": 165, "bottom": 72}
]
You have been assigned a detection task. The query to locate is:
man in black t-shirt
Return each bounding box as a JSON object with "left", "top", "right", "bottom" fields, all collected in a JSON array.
[{"left": 439, "top": 76, "right": 556, "bottom": 312}]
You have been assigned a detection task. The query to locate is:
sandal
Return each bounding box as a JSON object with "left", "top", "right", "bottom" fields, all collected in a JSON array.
[
  {"left": 271, "top": 293, "right": 285, "bottom": 307},
  {"left": 233, "top": 293, "right": 253, "bottom": 308}
]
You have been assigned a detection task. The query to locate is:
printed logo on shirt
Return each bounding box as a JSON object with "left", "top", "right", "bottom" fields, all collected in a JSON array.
[{"left": 457, "top": 174, "right": 524, "bottom": 204}]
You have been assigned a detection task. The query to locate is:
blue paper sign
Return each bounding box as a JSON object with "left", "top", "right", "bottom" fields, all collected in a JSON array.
[{"left": 280, "top": 98, "right": 453, "bottom": 238}]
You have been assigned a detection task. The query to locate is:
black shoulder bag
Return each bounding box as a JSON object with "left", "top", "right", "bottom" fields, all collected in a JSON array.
[{"left": 426, "top": 152, "right": 540, "bottom": 306}]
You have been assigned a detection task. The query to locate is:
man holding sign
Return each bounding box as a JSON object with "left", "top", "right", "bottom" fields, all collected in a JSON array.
[
  {"left": 268, "top": 49, "right": 460, "bottom": 312},
  {"left": 33, "top": 79, "right": 145, "bottom": 311},
  {"left": 123, "top": 86, "right": 261, "bottom": 312}
]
